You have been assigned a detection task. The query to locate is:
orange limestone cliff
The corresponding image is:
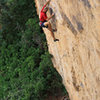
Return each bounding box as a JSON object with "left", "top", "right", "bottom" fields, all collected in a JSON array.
[{"left": 35, "top": 0, "right": 100, "bottom": 100}]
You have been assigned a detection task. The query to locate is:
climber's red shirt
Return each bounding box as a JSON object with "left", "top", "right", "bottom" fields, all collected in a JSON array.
[{"left": 40, "top": 4, "right": 48, "bottom": 22}]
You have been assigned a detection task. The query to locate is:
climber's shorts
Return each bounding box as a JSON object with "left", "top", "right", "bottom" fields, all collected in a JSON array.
[{"left": 39, "top": 21, "right": 48, "bottom": 28}]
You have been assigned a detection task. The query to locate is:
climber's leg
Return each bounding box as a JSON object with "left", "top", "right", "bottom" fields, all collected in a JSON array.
[
  {"left": 44, "top": 21, "right": 59, "bottom": 42},
  {"left": 44, "top": 22, "right": 57, "bottom": 32},
  {"left": 44, "top": 21, "right": 56, "bottom": 40}
]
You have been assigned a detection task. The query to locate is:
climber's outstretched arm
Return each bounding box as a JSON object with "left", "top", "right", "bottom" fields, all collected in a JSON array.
[
  {"left": 46, "top": 13, "right": 55, "bottom": 21},
  {"left": 41, "top": 0, "right": 51, "bottom": 12},
  {"left": 45, "top": 0, "right": 51, "bottom": 6}
]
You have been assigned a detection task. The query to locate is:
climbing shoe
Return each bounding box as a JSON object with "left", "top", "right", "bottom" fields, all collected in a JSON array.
[{"left": 54, "top": 39, "right": 59, "bottom": 42}]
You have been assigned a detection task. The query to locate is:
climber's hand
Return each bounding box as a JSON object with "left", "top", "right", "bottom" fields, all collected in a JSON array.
[
  {"left": 47, "top": 0, "right": 51, "bottom": 2},
  {"left": 47, "top": 0, "right": 51, "bottom": 3},
  {"left": 45, "top": 0, "right": 51, "bottom": 6},
  {"left": 52, "top": 13, "right": 55, "bottom": 17}
]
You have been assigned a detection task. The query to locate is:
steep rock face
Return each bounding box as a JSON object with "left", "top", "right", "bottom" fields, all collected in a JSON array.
[{"left": 35, "top": 0, "right": 100, "bottom": 100}]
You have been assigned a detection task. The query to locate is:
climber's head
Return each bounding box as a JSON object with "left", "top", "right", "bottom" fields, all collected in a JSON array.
[{"left": 43, "top": 7, "right": 48, "bottom": 13}]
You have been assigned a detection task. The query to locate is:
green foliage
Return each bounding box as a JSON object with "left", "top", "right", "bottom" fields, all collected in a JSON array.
[{"left": 0, "top": 0, "right": 68, "bottom": 100}]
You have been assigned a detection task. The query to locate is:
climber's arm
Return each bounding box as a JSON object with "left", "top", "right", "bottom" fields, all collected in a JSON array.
[
  {"left": 45, "top": 0, "right": 51, "bottom": 6},
  {"left": 46, "top": 13, "right": 55, "bottom": 21},
  {"left": 41, "top": 0, "right": 51, "bottom": 12}
]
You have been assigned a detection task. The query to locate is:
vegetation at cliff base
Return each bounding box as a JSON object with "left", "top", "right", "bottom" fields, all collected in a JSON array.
[{"left": 0, "top": 0, "right": 68, "bottom": 100}]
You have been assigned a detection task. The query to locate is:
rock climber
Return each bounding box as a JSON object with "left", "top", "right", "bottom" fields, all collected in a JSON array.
[{"left": 39, "top": 0, "right": 59, "bottom": 42}]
